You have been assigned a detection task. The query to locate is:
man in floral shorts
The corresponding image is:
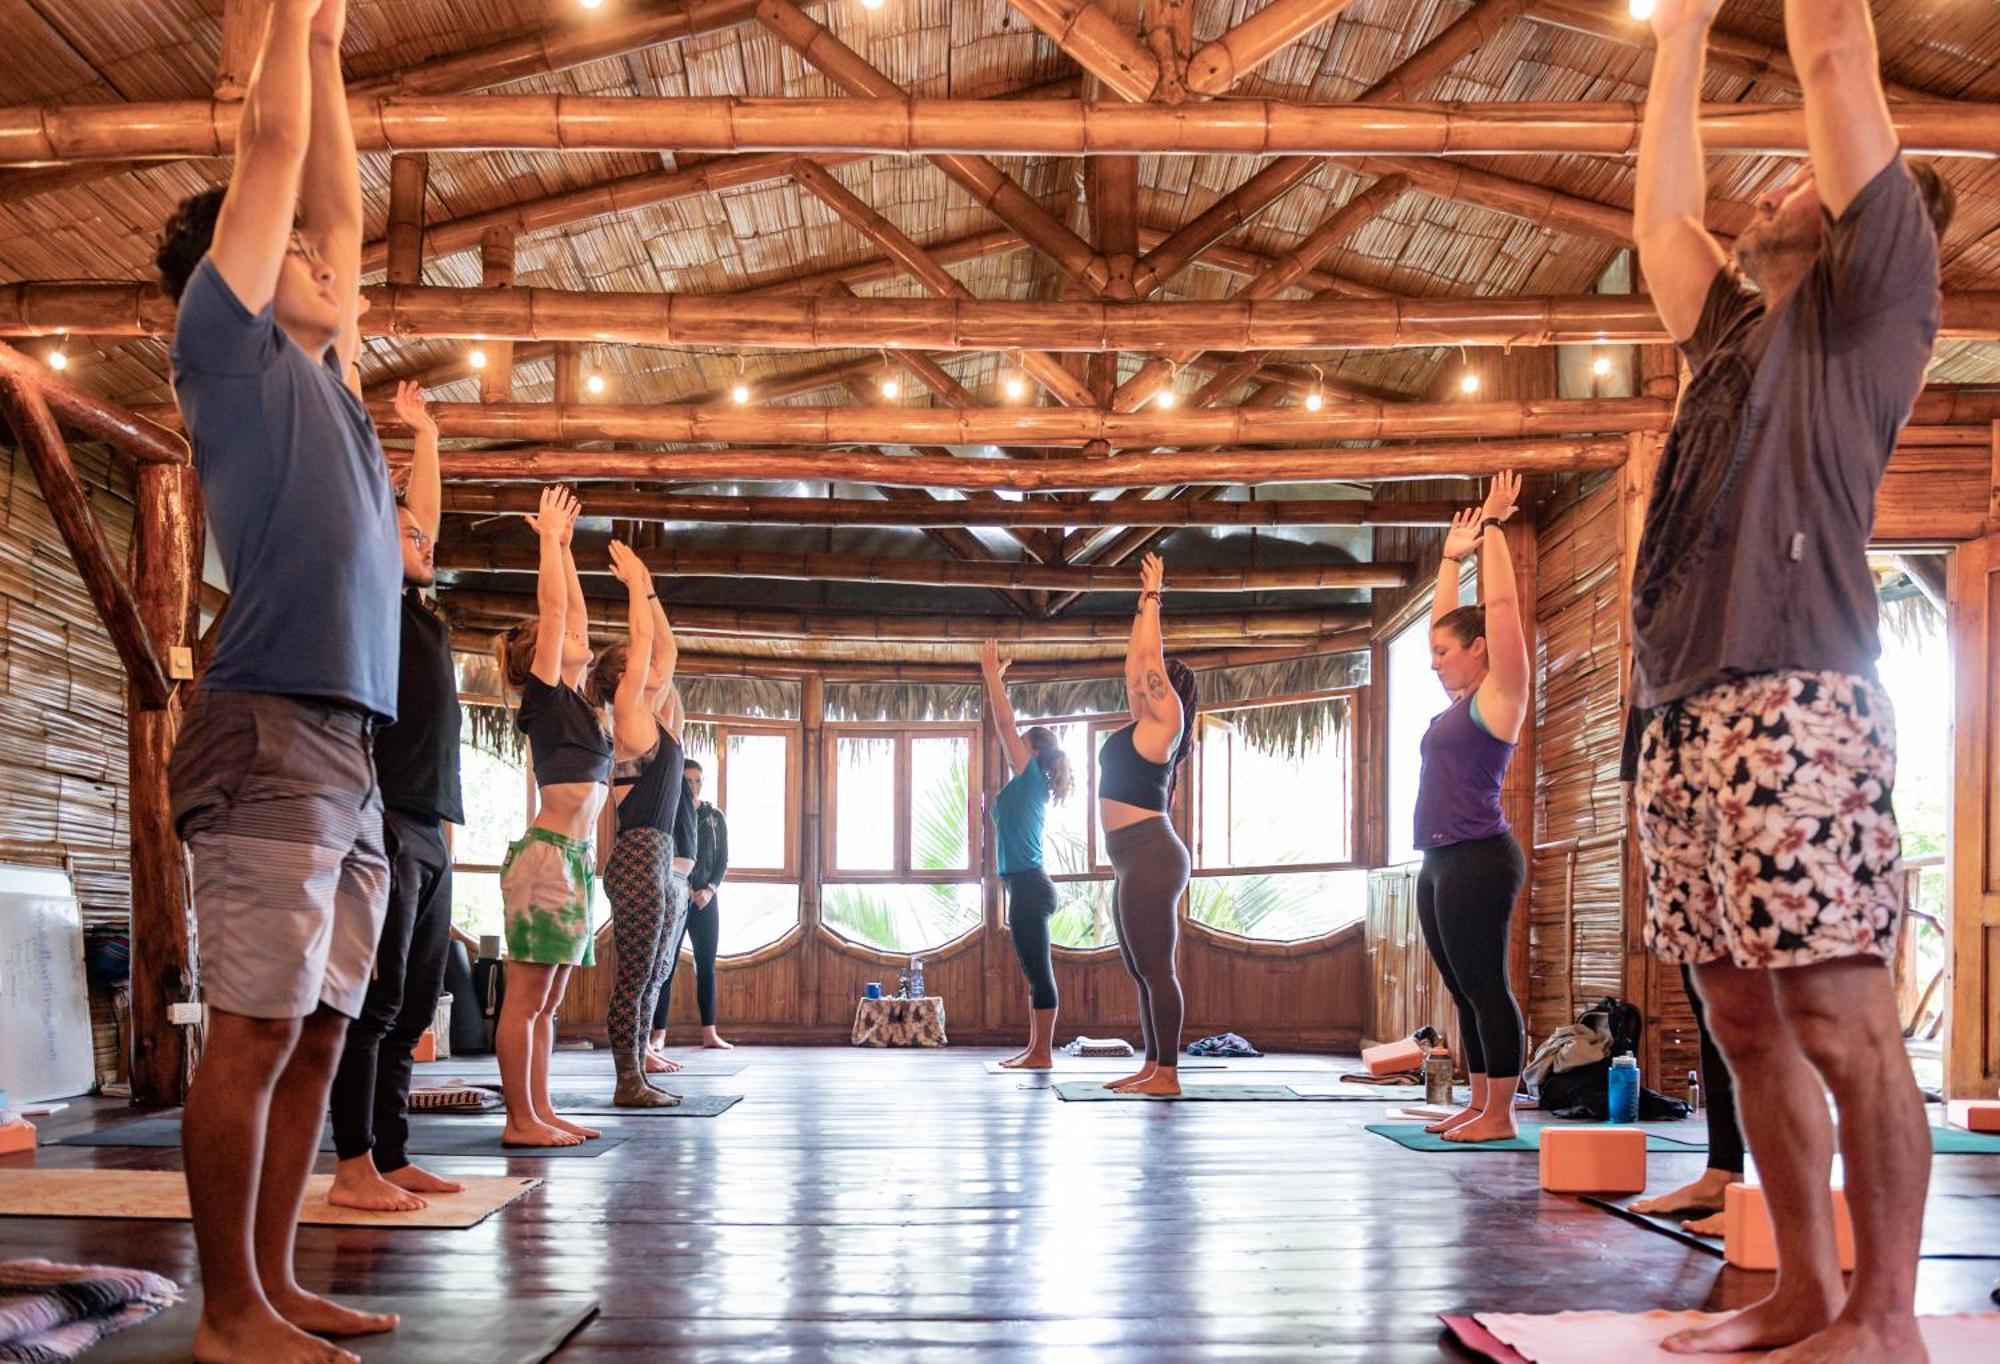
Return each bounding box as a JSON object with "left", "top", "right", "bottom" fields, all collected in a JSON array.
[{"left": 1627, "top": 2, "right": 1956, "bottom": 1361}]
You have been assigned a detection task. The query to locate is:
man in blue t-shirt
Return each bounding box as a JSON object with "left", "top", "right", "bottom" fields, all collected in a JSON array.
[{"left": 153, "top": 2, "right": 400, "bottom": 1359}]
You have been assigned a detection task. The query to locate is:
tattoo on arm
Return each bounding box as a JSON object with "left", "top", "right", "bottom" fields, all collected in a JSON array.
[{"left": 1145, "top": 670, "right": 1168, "bottom": 701}]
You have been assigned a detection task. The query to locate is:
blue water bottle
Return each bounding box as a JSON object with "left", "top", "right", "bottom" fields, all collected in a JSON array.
[{"left": 1607, "top": 1055, "right": 1640, "bottom": 1124}]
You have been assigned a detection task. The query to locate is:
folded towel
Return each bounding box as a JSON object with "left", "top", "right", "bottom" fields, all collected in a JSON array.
[
  {"left": 1063, "top": 1036, "right": 1135, "bottom": 1058},
  {"left": 0, "top": 1259, "right": 179, "bottom": 1363}
]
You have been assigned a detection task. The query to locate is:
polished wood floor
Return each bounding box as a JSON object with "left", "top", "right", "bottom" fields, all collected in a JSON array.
[{"left": 8, "top": 1046, "right": 1999, "bottom": 1361}]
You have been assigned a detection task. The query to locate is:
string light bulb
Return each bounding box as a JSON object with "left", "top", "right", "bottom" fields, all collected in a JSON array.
[
  {"left": 586, "top": 373, "right": 606, "bottom": 396},
  {"left": 579, "top": 0, "right": 604, "bottom": 9},
  {"left": 468, "top": 348, "right": 487, "bottom": 370},
  {"left": 1004, "top": 375, "right": 1027, "bottom": 402},
  {"left": 880, "top": 377, "right": 900, "bottom": 400},
  {"left": 860, "top": 0, "right": 885, "bottom": 9},
  {"left": 731, "top": 382, "right": 751, "bottom": 405},
  {"left": 47, "top": 348, "right": 68, "bottom": 372},
  {"left": 1304, "top": 390, "right": 1324, "bottom": 412},
  {"left": 1156, "top": 389, "right": 1177, "bottom": 409},
  {"left": 1459, "top": 371, "right": 1481, "bottom": 396},
  {"left": 1591, "top": 352, "right": 1614, "bottom": 379},
  {"left": 1628, "top": 0, "right": 1656, "bottom": 20}
]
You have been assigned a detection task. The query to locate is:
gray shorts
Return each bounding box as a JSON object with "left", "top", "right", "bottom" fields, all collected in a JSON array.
[{"left": 169, "top": 690, "right": 389, "bottom": 1020}]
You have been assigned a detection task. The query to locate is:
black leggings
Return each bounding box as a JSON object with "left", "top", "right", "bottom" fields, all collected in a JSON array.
[
  {"left": 1415, "top": 833, "right": 1527, "bottom": 1078},
  {"left": 1106, "top": 817, "right": 1191, "bottom": 1067},
  {"left": 1683, "top": 964, "right": 1746, "bottom": 1175},
  {"left": 1004, "top": 868, "right": 1059, "bottom": 1011},
  {"left": 654, "top": 890, "right": 720, "bottom": 1030}
]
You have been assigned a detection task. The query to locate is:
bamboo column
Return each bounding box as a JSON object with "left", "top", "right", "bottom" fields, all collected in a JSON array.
[
  {"left": 754, "top": 0, "right": 1110, "bottom": 291},
  {"left": 553, "top": 343, "right": 581, "bottom": 406},
  {"left": 0, "top": 342, "right": 186, "bottom": 464},
  {"left": 1006, "top": 0, "right": 1162, "bottom": 102},
  {"left": 1185, "top": 0, "right": 1360, "bottom": 95},
  {"left": 385, "top": 154, "right": 429, "bottom": 286},
  {"left": 479, "top": 228, "right": 516, "bottom": 404},
  {"left": 1142, "top": 0, "right": 1196, "bottom": 103},
  {"left": 127, "top": 462, "right": 202, "bottom": 1106}
]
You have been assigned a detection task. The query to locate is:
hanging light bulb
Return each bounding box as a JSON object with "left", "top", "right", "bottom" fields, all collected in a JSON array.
[
  {"left": 860, "top": 0, "right": 886, "bottom": 9},
  {"left": 1591, "top": 352, "right": 1614, "bottom": 379},
  {"left": 1004, "top": 375, "right": 1027, "bottom": 402},
  {"left": 47, "top": 348, "right": 68, "bottom": 372},
  {"left": 1304, "top": 390, "right": 1324, "bottom": 412},
  {"left": 579, "top": 0, "right": 604, "bottom": 9},
  {"left": 880, "top": 377, "right": 900, "bottom": 400},
  {"left": 1628, "top": 0, "right": 1657, "bottom": 20},
  {"left": 586, "top": 373, "right": 606, "bottom": 396},
  {"left": 1156, "top": 388, "right": 1177, "bottom": 409},
  {"left": 731, "top": 382, "right": 751, "bottom": 405},
  {"left": 468, "top": 348, "right": 488, "bottom": 371},
  {"left": 1459, "top": 371, "right": 1481, "bottom": 396}
]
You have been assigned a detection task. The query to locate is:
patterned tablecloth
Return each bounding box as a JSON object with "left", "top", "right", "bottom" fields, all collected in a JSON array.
[{"left": 850, "top": 996, "right": 948, "bottom": 1047}]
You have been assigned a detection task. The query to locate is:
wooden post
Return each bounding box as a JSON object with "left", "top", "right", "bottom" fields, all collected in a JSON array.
[
  {"left": 385, "top": 154, "right": 429, "bottom": 287},
  {"left": 1142, "top": 0, "right": 1195, "bottom": 103},
  {"left": 799, "top": 673, "right": 825, "bottom": 1023},
  {"left": 479, "top": 227, "right": 515, "bottom": 404},
  {"left": 127, "top": 462, "right": 203, "bottom": 1105},
  {"left": 553, "top": 343, "right": 581, "bottom": 406}
]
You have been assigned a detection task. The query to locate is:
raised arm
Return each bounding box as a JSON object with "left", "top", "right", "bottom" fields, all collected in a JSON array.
[
  {"left": 1787, "top": 0, "right": 1898, "bottom": 217},
  {"left": 979, "top": 640, "right": 1032, "bottom": 777},
  {"left": 659, "top": 684, "right": 687, "bottom": 744},
  {"left": 1637, "top": 0, "right": 1731, "bottom": 342},
  {"left": 392, "top": 380, "right": 439, "bottom": 540},
  {"left": 646, "top": 593, "right": 679, "bottom": 702},
  {"left": 1124, "top": 554, "right": 1183, "bottom": 760},
  {"left": 205, "top": 0, "right": 317, "bottom": 315},
  {"left": 1471, "top": 472, "right": 1530, "bottom": 744},
  {"left": 1433, "top": 508, "right": 1479, "bottom": 626},
  {"left": 526, "top": 485, "right": 577, "bottom": 686},
  {"left": 556, "top": 502, "right": 589, "bottom": 689},
  {"left": 607, "top": 540, "right": 659, "bottom": 757},
  {"left": 299, "top": 0, "right": 365, "bottom": 383}
]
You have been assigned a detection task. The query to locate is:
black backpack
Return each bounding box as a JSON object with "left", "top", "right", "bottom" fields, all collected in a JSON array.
[{"left": 1538, "top": 996, "right": 1688, "bottom": 1121}]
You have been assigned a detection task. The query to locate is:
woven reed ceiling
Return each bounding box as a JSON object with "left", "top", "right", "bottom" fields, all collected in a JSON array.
[{"left": 1, "top": 0, "right": 1996, "bottom": 648}]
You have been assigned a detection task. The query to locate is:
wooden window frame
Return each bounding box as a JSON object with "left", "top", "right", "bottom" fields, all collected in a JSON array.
[
  {"left": 823, "top": 720, "right": 983, "bottom": 885},
  {"left": 1190, "top": 686, "right": 1363, "bottom": 879},
  {"left": 687, "top": 714, "right": 802, "bottom": 884}
]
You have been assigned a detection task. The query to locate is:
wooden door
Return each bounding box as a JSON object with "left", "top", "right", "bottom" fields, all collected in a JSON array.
[{"left": 1948, "top": 530, "right": 2000, "bottom": 1098}]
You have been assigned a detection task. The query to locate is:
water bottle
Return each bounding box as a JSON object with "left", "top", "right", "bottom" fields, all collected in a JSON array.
[
  {"left": 1607, "top": 1055, "right": 1640, "bottom": 1124},
  {"left": 1687, "top": 1068, "right": 1703, "bottom": 1116},
  {"left": 908, "top": 954, "right": 925, "bottom": 1000},
  {"left": 0, "top": 1089, "right": 13, "bottom": 1125},
  {"left": 1423, "top": 1047, "right": 1455, "bottom": 1107},
  {"left": 896, "top": 970, "right": 910, "bottom": 999}
]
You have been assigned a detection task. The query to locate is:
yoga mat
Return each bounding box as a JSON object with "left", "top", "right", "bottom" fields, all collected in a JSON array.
[
  {"left": 1583, "top": 1192, "right": 2000, "bottom": 1262},
  {"left": 1050, "top": 1081, "right": 1300, "bottom": 1102},
  {"left": 527, "top": 1093, "right": 742, "bottom": 1118},
  {"left": 55, "top": 1115, "right": 627, "bottom": 1159},
  {"left": 0, "top": 1170, "right": 538, "bottom": 1229},
  {"left": 1443, "top": 1309, "right": 2000, "bottom": 1363},
  {"left": 1365, "top": 1123, "right": 1698, "bottom": 1153},
  {"left": 88, "top": 1293, "right": 597, "bottom": 1363},
  {"left": 981, "top": 1059, "right": 1226, "bottom": 1074},
  {"left": 1933, "top": 1125, "right": 2000, "bottom": 1154}
]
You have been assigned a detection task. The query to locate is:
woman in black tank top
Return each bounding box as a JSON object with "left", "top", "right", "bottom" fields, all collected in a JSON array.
[
  {"left": 1098, "top": 554, "right": 1199, "bottom": 1097},
  {"left": 587, "top": 578, "right": 689, "bottom": 1108}
]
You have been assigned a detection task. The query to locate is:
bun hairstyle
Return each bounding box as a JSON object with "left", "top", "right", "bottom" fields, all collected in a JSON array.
[
  {"left": 584, "top": 641, "right": 629, "bottom": 708},
  {"left": 1024, "top": 726, "right": 1074, "bottom": 803},
  {"left": 1164, "top": 657, "right": 1199, "bottom": 793},
  {"left": 494, "top": 620, "right": 539, "bottom": 694},
  {"left": 1434, "top": 605, "right": 1486, "bottom": 649}
]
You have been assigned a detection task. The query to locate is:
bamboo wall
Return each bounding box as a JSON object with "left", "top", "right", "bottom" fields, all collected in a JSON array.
[
  {"left": 0, "top": 440, "right": 134, "bottom": 925},
  {"left": 1362, "top": 865, "right": 1455, "bottom": 1048}
]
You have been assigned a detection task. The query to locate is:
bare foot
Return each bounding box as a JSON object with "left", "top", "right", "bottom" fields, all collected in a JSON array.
[
  {"left": 1106, "top": 1064, "right": 1158, "bottom": 1091},
  {"left": 268, "top": 1287, "right": 398, "bottom": 1339},
  {"left": 1423, "top": 1105, "right": 1484, "bottom": 1135},
  {"left": 547, "top": 1113, "right": 601, "bottom": 1140},
  {"left": 501, "top": 1120, "right": 581, "bottom": 1148},
  {"left": 644, "top": 1051, "right": 684, "bottom": 1074},
  {"left": 384, "top": 1163, "right": 464, "bottom": 1196},
  {"left": 1440, "top": 1113, "right": 1520, "bottom": 1143},
  {"left": 1121, "top": 1070, "right": 1182, "bottom": 1097},
  {"left": 1662, "top": 1284, "right": 1840, "bottom": 1355},
  {"left": 326, "top": 1158, "right": 426, "bottom": 1213},
  {"left": 999, "top": 1050, "right": 1053, "bottom": 1070},
  {"left": 194, "top": 1310, "right": 357, "bottom": 1364},
  {"left": 701, "top": 1029, "right": 734, "bottom": 1049},
  {"left": 1766, "top": 1317, "right": 1927, "bottom": 1364},
  {"left": 1682, "top": 1210, "right": 1725, "bottom": 1237},
  {"left": 1632, "top": 1170, "right": 1740, "bottom": 1217}
]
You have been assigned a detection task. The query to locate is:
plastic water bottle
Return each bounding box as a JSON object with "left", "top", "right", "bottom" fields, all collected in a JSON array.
[
  {"left": 1607, "top": 1055, "right": 1640, "bottom": 1124},
  {"left": 908, "top": 954, "right": 925, "bottom": 1000}
]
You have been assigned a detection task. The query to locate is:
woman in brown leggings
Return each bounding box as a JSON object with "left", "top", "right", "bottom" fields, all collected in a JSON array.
[{"left": 1099, "top": 553, "right": 1199, "bottom": 1097}]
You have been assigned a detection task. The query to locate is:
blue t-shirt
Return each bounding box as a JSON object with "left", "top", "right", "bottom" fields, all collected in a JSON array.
[
  {"left": 170, "top": 257, "right": 400, "bottom": 721},
  {"left": 992, "top": 754, "right": 1051, "bottom": 875}
]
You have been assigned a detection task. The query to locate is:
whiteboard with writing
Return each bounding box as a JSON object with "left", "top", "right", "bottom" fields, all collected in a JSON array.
[{"left": 0, "top": 864, "right": 95, "bottom": 1104}]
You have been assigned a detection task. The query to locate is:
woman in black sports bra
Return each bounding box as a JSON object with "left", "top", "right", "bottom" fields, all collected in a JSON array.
[
  {"left": 1097, "top": 553, "right": 1199, "bottom": 1097},
  {"left": 588, "top": 602, "right": 689, "bottom": 1108}
]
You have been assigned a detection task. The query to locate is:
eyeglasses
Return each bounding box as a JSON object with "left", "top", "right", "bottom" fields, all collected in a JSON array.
[{"left": 403, "top": 526, "right": 434, "bottom": 551}]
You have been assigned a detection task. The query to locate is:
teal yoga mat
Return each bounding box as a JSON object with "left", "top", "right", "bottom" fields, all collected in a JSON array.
[
  {"left": 1933, "top": 1125, "right": 2000, "bottom": 1154},
  {"left": 56, "top": 1115, "right": 627, "bottom": 1159},
  {"left": 1052, "top": 1081, "right": 1300, "bottom": 1102},
  {"left": 1365, "top": 1122, "right": 1701, "bottom": 1153}
]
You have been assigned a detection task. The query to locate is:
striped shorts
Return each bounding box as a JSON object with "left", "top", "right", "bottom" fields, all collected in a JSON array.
[{"left": 169, "top": 689, "right": 389, "bottom": 1020}]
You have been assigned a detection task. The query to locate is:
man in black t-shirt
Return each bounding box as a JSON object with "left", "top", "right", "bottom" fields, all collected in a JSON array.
[
  {"left": 1630, "top": 3, "right": 1954, "bottom": 1360},
  {"left": 325, "top": 381, "right": 467, "bottom": 1214}
]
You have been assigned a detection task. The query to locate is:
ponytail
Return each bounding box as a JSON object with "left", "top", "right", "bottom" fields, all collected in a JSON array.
[{"left": 1025, "top": 726, "right": 1073, "bottom": 803}]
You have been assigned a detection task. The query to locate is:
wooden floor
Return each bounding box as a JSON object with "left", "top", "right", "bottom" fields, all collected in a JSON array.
[{"left": 8, "top": 1046, "right": 1999, "bottom": 1361}]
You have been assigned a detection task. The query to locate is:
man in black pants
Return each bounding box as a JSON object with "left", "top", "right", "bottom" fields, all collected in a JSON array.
[
  {"left": 650, "top": 760, "right": 732, "bottom": 1056},
  {"left": 1631, "top": 965, "right": 1744, "bottom": 1234},
  {"left": 326, "top": 381, "right": 465, "bottom": 1213}
]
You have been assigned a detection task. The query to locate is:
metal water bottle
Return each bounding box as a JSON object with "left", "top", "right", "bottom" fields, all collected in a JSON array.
[
  {"left": 1607, "top": 1055, "right": 1641, "bottom": 1124},
  {"left": 1423, "top": 1046, "right": 1455, "bottom": 1107},
  {"left": 908, "top": 954, "right": 925, "bottom": 1000},
  {"left": 1687, "top": 1068, "right": 1703, "bottom": 1116}
]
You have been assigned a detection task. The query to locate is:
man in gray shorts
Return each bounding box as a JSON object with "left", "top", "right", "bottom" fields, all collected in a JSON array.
[
  {"left": 1630, "top": 2, "right": 1954, "bottom": 1361},
  {"left": 154, "top": 2, "right": 400, "bottom": 1360}
]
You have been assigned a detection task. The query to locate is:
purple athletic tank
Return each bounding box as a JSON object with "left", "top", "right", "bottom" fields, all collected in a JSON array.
[{"left": 1412, "top": 693, "right": 1515, "bottom": 851}]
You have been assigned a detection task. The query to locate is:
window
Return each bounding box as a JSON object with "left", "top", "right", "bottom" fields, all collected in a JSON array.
[
  {"left": 1014, "top": 714, "right": 1124, "bottom": 950},
  {"left": 1385, "top": 612, "right": 1441, "bottom": 866},
  {"left": 451, "top": 727, "right": 529, "bottom": 942},
  {"left": 687, "top": 716, "right": 800, "bottom": 955},
  {"left": 823, "top": 723, "right": 982, "bottom": 951}
]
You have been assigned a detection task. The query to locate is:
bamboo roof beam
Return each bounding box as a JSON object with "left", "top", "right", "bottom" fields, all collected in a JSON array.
[
  {"left": 1364, "top": 0, "right": 1532, "bottom": 104},
  {"left": 1186, "top": 0, "right": 1361, "bottom": 96},
  {"left": 753, "top": 0, "right": 1110, "bottom": 291},
  {"left": 0, "top": 341, "right": 187, "bottom": 464},
  {"left": 439, "top": 541, "right": 1410, "bottom": 593},
  {"left": 1007, "top": 0, "right": 1162, "bottom": 103},
  {"left": 1114, "top": 174, "right": 1409, "bottom": 411},
  {"left": 0, "top": 367, "right": 170, "bottom": 707},
  {"left": 17, "top": 96, "right": 2000, "bottom": 164},
  {"left": 419, "top": 438, "right": 1631, "bottom": 489},
  {"left": 439, "top": 488, "right": 1463, "bottom": 528},
  {"left": 1143, "top": 0, "right": 1197, "bottom": 103},
  {"left": 362, "top": 342, "right": 555, "bottom": 399},
  {"left": 792, "top": 160, "right": 1093, "bottom": 407},
  {"left": 438, "top": 589, "right": 1370, "bottom": 643},
  {"left": 661, "top": 641, "right": 1378, "bottom": 681}
]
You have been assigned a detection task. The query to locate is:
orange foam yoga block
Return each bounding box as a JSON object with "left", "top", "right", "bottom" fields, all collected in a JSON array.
[
  {"left": 412, "top": 1029, "right": 438, "bottom": 1064},
  {"left": 1362, "top": 1038, "right": 1425, "bottom": 1076},
  {"left": 1538, "top": 1126, "right": 1647, "bottom": 1194},
  {"left": 0, "top": 1121, "right": 36, "bottom": 1156},
  {"left": 1723, "top": 1182, "right": 1855, "bottom": 1271},
  {"left": 1947, "top": 1100, "right": 2000, "bottom": 1133}
]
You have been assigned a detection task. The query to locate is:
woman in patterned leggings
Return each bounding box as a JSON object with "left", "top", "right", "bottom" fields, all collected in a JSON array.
[{"left": 587, "top": 581, "right": 686, "bottom": 1108}]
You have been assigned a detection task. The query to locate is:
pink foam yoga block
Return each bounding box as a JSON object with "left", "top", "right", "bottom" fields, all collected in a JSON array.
[
  {"left": 1362, "top": 1038, "right": 1425, "bottom": 1076},
  {"left": 1947, "top": 1100, "right": 2000, "bottom": 1133},
  {"left": 1538, "top": 1127, "right": 1646, "bottom": 1194},
  {"left": 1724, "top": 1182, "right": 1855, "bottom": 1271}
]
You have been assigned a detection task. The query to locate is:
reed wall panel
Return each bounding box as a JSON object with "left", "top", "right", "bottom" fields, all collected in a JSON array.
[{"left": 1363, "top": 865, "right": 1454, "bottom": 1049}]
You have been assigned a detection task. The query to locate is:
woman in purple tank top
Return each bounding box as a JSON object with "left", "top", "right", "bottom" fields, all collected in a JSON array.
[{"left": 1413, "top": 472, "right": 1532, "bottom": 1143}]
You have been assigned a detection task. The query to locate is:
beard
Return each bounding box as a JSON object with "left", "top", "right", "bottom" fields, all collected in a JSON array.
[
  {"left": 405, "top": 563, "right": 436, "bottom": 588},
  {"left": 1733, "top": 213, "right": 1820, "bottom": 289}
]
